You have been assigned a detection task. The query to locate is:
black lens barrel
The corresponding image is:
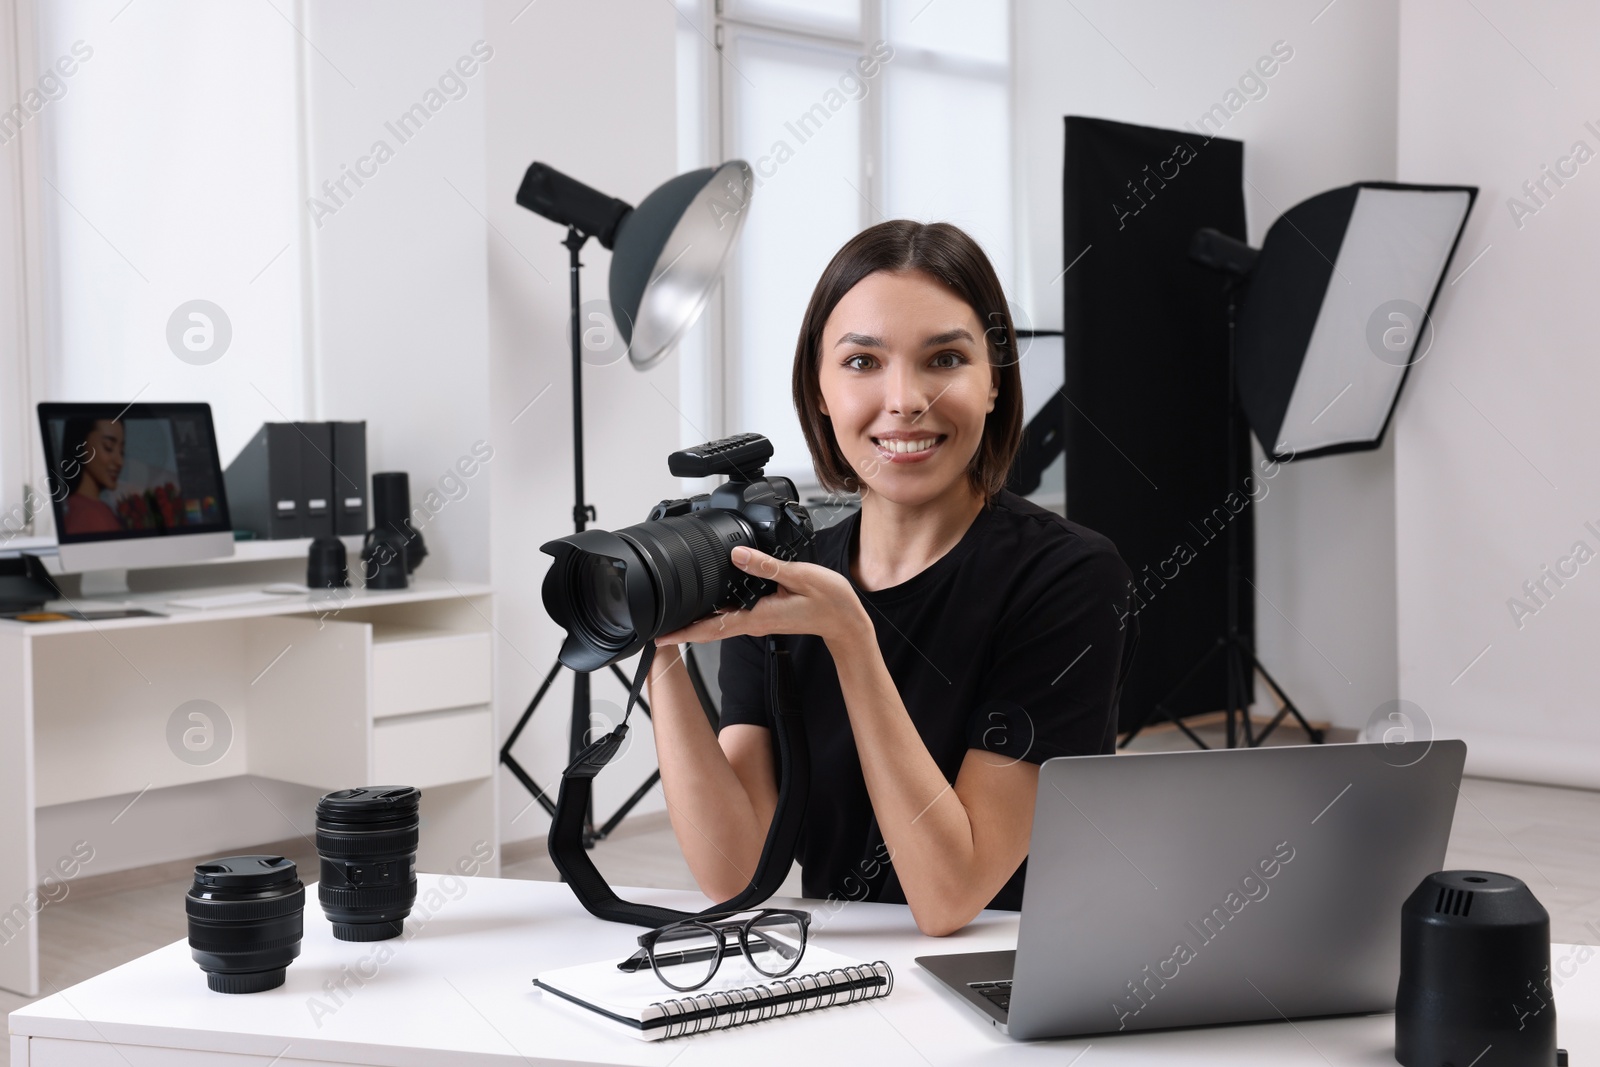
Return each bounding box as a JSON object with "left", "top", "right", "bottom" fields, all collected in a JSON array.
[
  {"left": 186, "top": 855, "right": 304, "bottom": 994},
  {"left": 617, "top": 509, "right": 752, "bottom": 638},
  {"left": 316, "top": 786, "right": 420, "bottom": 942}
]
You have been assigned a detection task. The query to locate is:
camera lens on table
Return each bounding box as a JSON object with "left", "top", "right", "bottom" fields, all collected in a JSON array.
[
  {"left": 316, "top": 785, "right": 420, "bottom": 942},
  {"left": 186, "top": 855, "right": 304, "bottom": 994}
]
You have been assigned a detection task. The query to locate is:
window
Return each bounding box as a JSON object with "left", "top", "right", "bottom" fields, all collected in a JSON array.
[
  {"left": 880, "top": 0, "right": 1012, "bottom": 292},
  {"left": 677, "top": 0, "right": 1014, "bottom": 484}
]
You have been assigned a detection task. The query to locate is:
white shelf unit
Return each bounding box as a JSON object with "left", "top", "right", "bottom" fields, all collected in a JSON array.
[{"left": 0, "top": 577, "right": 498, "bottom": 997}]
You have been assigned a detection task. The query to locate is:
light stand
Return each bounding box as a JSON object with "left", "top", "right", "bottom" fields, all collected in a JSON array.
[
  {"left": 500, "top": 161, "right": 752, "bottom": 844},
  {"left": 1123, "top": 278, "right": 1322, "bottom": 750}
]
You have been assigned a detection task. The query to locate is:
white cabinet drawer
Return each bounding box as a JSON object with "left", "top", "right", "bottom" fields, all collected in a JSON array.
[
  {"left": 372, "top": 629, "right": 491, "bottom": 719},
  {"left": 372, "top": 706, "right": 492, "bottom": 789}
]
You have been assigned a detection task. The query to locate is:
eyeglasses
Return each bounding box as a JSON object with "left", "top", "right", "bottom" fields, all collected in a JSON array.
[{"left": 617, "top": 909, "right": 812, "bottom": 991}]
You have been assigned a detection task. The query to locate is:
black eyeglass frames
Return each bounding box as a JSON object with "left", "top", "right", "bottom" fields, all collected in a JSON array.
[{"left": 617, "top": 909, "right": 812, "bottom": 991}]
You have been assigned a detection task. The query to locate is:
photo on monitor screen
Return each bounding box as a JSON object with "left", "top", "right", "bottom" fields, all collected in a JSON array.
[{"left": 38, "top": 403, "right": 232, "bottom": 543}]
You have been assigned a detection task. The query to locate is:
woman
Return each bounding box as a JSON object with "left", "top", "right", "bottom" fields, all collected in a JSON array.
[
  {"left": 60, "top": 417, "right": 126, "bottom": 535},
  {"left": 648, "top": 221, "right": 1136, "bottom": 936}
]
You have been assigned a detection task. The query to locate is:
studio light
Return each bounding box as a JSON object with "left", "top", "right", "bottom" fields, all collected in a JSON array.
[
  {"left": 502, "top": 160, "right": 754, "bottom": 844},
  {"left": 515, "top": 161, "right": 753, "bottom": 369},
  {"left": 1224, "top": 182, "right": 1477, "bottom": 461},
  {"left": 1130, "top": 182, "right": 1476, "bottom": 752}
]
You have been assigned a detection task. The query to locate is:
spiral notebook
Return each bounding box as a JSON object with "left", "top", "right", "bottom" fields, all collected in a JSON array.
[{"left": 533, "top": 945, "right": 894, "bottom": 1040}]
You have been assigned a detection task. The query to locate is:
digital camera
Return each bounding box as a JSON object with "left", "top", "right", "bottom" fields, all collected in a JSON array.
[{"left": 541, "top": 433, "right": 814, "bottom": 672}]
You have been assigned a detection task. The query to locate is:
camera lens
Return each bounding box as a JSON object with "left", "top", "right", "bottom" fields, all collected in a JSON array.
[
  {"left": 315, "top": 786, "right": 420, "bottom": 942},
  {"left": 542, "top": 509, "right": 755, "bottom": 672},
  {"left": 575, "top": 554, "right": 632, "bottom": 640},
  {"left": 186, "top": 855, "right": 304, "bottom": 994}
]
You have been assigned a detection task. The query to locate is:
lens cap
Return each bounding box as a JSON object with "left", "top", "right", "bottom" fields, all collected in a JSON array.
[
  {"left": 191, "top": 854, "right": 301, "bottom": 890},
  {"left": 317, "top": 785, "right": 420, "bottom": 819}
]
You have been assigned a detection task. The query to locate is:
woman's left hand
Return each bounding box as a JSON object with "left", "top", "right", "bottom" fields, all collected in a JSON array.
[{"left": 655, "top": 546, "right": 868, "bottom": 648}]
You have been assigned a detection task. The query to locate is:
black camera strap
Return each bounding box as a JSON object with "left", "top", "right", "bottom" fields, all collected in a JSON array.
[{"left": 547, "top": 636, "right": 810, "bottom": 927}]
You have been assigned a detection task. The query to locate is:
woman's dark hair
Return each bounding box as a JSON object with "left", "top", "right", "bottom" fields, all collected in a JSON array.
[
  {"left": 791, "top": 220, "right": 1022, "bottom": 498},
  {"left": 58, "top": 416, "right": 102, "bottom": 493}
]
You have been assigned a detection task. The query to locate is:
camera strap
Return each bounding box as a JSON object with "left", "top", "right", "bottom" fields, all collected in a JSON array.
[{"left": 547, "top": 636, "right": 810, "bottom": 927}]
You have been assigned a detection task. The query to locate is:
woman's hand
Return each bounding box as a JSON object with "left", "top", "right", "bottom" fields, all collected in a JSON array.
[{"left": 656, "top": 546, "right": 869, "bottom": 649}]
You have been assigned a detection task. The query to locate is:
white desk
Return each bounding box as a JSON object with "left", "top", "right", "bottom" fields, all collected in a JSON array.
[
  {"left": 9, "top": 874, "right": 1597, "bottom": 1066},
  {"left": 0, "top": 575, "right": 497, "bottom": 997}
]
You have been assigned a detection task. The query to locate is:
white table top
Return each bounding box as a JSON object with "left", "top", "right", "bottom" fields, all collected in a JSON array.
[{"left": 9, "top": 874, "right": 1597, "bottom": 1066}]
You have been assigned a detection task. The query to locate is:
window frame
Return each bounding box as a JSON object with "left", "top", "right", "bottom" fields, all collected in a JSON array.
[
  {"left": 686, "top": 0, "right": 1016, "bottom": 488},
  {"left": 0, "top": 0, "right": 49, "bottom": 543}
]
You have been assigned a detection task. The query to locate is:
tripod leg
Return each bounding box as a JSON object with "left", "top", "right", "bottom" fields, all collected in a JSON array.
[
  {"left": 502, "top": 660, "right": 562, "bottom": 756},
  {"left": 499, "top": 659, "right": 564, "bottom": 819},
  {"left": 1242, "top": 644, "right": 1325, "bottom": 744},
  {"left": 1164, "top": 703, "right": 1212, "bottom": 750},
  {"left": 1228, "top": 639, "right": 1256, "bottom": 748},
  {"left": 589, "top": 652, "right": 689, "bottom": 840},
  {"left": 1120, "top": 637, "right": 1224, "bottom": 750},
  {"left": 1120, "top": 696, "right": 1212, "bottom": 750},
  {"left": 593, "top": 770, "right": 663, "bottom": 842}
]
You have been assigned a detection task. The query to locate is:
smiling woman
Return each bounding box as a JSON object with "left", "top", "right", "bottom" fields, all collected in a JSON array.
[
  {"left": 796, "top": 222, "right": 1022, "bottom": 509},
  {"left": 647, "top": 221, "right": 1138, "bottom": 936}
]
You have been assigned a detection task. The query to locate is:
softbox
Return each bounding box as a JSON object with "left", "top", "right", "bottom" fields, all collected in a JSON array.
[{"left": 1234, "top": 182, "right": 1476, "bottom": 461}]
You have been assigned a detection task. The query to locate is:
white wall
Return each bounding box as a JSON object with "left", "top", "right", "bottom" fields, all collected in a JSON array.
[
  {"left": 1395, "top": 0, "right": 1600, "bottom": 786},
  {"left": 1014, "top": 0, "right": 1402, "bottom": 733},
  {"left": 483, "top": 0, "right": 681, "bottom": 844},
  {"left": 33, "top": 0, "right": 496, "bottom": 877},
  {"left": 300, "top": 0, "right": 492, "bottom": 585}
]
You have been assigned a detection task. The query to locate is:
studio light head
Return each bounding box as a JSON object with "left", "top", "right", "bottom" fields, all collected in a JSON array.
[
  {"left": 1189, "top": 227, "right": 1258, "bottom": 277},
  {"left": 515, "top": 159, "right": 754, "bottom": 369},
  {"left": 516, "top": 163, "right": 632, "bottom": 246}
]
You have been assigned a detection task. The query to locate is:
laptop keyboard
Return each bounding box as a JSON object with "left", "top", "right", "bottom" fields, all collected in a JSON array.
[{"left": 968, "top": 979, "right": 1013, "bottom": 1013}]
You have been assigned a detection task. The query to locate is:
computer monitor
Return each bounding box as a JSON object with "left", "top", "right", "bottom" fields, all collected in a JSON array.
[{"left": 37, "top": 402, "right": 235, "bottom": 572}]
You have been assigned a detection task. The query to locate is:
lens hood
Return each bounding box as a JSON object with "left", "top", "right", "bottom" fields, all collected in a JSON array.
[{"left": 541, "top": 530, "right": 659, "bottom": 672}]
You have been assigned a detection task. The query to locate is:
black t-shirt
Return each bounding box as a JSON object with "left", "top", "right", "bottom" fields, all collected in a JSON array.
[{"left": 717, "top": 490, "right": 1137, "bottom": 911}]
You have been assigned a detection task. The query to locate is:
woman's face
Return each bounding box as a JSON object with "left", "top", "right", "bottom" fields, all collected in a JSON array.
[
  {"left": 817, "top": 269, "right": 999, "bottom": 507},
  {"left": 81, "top": 420, "right": 124, "bottom": 492}
]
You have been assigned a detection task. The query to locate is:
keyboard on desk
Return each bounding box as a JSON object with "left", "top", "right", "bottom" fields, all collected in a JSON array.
[
  {"left": 968, "top": 979, "right": 1012, "bottom": 1013},
  {"left": 164, "top": 590, "right": 296, "bottom": 610}
]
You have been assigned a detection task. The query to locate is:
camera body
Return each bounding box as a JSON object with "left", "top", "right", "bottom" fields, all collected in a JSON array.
[
  {"left": 648, "top": 434, "right": 814, "bottom": 610},
  {"left": 541, "top": 433, "right": 814, "bottom": 672}
]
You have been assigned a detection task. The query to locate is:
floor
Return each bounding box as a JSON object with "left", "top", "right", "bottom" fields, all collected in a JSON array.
[{"left": 4, "top": 715, "right": 1599, "bottom": 1065}]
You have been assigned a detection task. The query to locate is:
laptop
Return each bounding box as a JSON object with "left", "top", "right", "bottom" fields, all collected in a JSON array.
[{"left": 917, "top": 740, "right": 1466, "bottom": 1039}]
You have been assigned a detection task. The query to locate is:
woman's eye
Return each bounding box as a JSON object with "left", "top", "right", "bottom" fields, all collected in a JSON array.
[
  {"left": 931, "top": 350, "right": 967, "bottom": 369},
  {"left": 844, "top": 353, "right": 878, "bottom": 371}
]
